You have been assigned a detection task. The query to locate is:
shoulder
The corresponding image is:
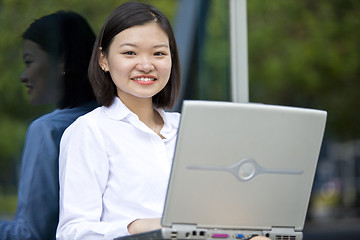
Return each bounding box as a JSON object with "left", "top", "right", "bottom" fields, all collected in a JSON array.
[
  {"left": 23, "top": 111, "right": 65, "bottom": 149},
  {"left": 60, "top": 107, "right": 108, "bottom": 152},
  {"left": 73, "top": 106, "right": 106, "bottom": 126},
  {"left": 27, "top": 110, "right": 63, "bottom": 135},
  {"left": 62, "top": 106, "right": 105, "bottom": 138},
  {"left": 29, "top": 103, "right": 98, "bottom": 133}
]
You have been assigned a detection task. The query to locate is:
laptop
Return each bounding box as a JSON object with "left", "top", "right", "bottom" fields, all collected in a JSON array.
[{"left": 115, "top": 100, "right": 327, "bottom": 240}]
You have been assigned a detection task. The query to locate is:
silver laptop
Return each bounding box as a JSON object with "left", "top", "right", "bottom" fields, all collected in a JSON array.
[{"left": 115, "top": 100, "right": 327, "bottom": 240}]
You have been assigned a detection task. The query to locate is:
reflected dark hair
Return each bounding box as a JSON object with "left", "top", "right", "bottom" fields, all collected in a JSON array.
[
  {"left": 88, "top": 2, "right": 180, "bottom": 108},
  {"left": 22, "top": 11, "right": 97, "bottom": 109}
]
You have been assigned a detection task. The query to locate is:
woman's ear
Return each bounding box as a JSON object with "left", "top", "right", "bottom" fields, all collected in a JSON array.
[{"left": 98, "top": 47, "right": 109, "bottom": 72}]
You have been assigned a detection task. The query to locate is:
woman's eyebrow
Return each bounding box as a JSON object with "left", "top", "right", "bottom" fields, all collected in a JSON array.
[
  {"left": 119, "top": 43, "right": 136, "bottom": 48},
  {"left": 23, "top": 52, "right": 33, "bottom": 58},
  {"left": 118, "top": 43, "right": 169, "bottom": 48},
  {"left": 153, "top": 44, "right": 169, "bottom": 48}
]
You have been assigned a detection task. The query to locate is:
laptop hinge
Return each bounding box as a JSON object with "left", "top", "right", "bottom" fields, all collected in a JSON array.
[{"left": 263, "top": 227, "right": 303, "bottom": 240}]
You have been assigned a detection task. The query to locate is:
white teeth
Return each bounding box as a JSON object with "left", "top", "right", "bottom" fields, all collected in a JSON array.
[{"left": 133, "top": 77, "right": 155, "bottom": 81}]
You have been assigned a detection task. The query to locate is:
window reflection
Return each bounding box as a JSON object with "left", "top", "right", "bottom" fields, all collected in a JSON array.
[{"left": 1, "top": 0, "right": 359, "bottom": 238}]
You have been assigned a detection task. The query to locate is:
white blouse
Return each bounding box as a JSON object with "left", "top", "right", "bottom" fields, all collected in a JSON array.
[{"left": 56, "top": 97, "right": 180, "bottom": 240}]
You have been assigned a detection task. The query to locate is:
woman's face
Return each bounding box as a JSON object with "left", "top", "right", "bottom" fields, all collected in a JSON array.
[
  {"left": 100, "top": 22, "right": 172, "bottom": 105},
  {"left": 20, "top": 40, "right": 64, "bottom": 106}
]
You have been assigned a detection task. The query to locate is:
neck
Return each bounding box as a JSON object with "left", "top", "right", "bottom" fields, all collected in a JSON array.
[
  {"left": 117, "top": 94, "right": 164, "bottom": 136},
  {"left": 120, "top": 96, "right": 154, "bottom": 121}
]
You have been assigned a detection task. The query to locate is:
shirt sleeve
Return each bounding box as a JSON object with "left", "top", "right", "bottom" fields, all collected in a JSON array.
[
  {"left": 0, "top": 120, "right": 61, "bottom": 240},
  {"left": 56, "top": 116, "right": 128, "bottom": 240}
]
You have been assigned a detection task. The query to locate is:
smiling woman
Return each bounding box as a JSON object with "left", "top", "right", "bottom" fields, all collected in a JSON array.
[
  {"left": 21, "top": 39, "right": 64, "bottom": 106},
  {"left": 21, "top": 11, "right": 97, "bottom": 109},
  {"left": 99, "top": 22, "right": 172, "bottom": 111},
  {"left": 0, "top": 11, "right": 98, "bottom": 240},
  {"left": 56, "top": 2, "right": 181, "bottom": 239}
]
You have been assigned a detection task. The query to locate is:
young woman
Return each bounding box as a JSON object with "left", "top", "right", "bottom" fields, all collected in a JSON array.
[
  {"left": 0, "top": 11, "right": 97, "bottom": 240},
  {"left": 56, "top": 3, "right": 270, "bottom": 240},
  {"left": 56, "top": 2, "right": 180, "bottom": 240}
]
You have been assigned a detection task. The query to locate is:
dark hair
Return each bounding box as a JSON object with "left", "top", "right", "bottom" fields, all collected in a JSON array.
[
  {"left": 88, "top": 2, "right": 180, "bottom": 109},
  {"left": 22, "top": 11, "right": 97, "bottom": 109}
]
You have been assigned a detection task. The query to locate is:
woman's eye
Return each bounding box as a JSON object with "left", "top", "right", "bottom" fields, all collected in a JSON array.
[
  {"left": 24, "top": 60, "right": 33, "bottom": 66},
  {"left": 154, "top": 52, "right": 167, "bottom": 56},
  {"left": 123, "top": 51, "right": 135, "bottom": 55}
]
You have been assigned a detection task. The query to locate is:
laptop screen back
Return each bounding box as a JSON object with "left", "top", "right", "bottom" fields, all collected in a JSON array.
[{"left": 162, "top": 101, "right": 327, "bottom": 231}]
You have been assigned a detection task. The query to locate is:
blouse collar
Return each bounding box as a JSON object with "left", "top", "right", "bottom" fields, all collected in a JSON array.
[
  {"left": 103, "top": 97, "right": 132, "bottom": 121},
  {"left": 102, "top": 97, "right": 179, "bottom": 139}
]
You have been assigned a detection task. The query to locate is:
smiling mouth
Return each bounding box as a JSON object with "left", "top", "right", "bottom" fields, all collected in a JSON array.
[
  {"left": 25, "top": 85, "right": 33, "bottom": 94},
  {"left": 132, "top": 77, "right": 156, "bottom": 81},
  {"left": 131, "top": 76, "right": 157, "bottom": 85}
]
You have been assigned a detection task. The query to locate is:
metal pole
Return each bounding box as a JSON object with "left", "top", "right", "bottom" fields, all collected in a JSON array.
[{"left": 229, "top": 0, "right": 249, "bottom": 103}]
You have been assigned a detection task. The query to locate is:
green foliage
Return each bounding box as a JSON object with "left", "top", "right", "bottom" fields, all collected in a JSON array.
[
  {"left": 0, "top": 193, "right": 17, "bottom": 215},
  {"left": 198, "top": 0, "right": 230, "bottom": 101},
  {"left": 247, "top": 0, "right": 360, "bottom": 139},
  {"left": 0, "top": 117, "right": 25, "bottom": 159}
]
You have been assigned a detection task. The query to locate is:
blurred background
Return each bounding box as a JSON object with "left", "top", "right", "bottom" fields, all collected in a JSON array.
[{"left": 0, "top": 0, "right": 359, "bottom": 238}]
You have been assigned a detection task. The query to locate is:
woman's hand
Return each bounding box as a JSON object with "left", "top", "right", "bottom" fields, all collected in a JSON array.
[{"left": 127, "top": 218, "right": 162, "bottom": 235}]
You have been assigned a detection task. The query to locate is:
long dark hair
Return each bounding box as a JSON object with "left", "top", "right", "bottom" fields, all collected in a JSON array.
[
  {"left": 88, "top": 2, "right": 180, "bottom": 109},
  {"left": 22, "top": 11, "right": 97, "bottom": 109}
]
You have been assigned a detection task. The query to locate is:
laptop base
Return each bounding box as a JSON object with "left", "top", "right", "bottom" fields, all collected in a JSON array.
[{"left": 114, "top": 227, "right": 302, "bottom": 240}]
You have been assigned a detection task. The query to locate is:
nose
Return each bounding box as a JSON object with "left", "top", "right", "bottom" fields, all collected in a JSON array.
[
  {"left": 20, "top": 72, "right": 27, "bottom": 83},
  {"left": 135, "top": 57, "right": 155, "bottom": 73}
]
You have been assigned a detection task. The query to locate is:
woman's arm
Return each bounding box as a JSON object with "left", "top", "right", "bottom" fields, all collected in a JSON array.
[
  {"left": 56, "top": 117, "right": 116, "bottom": 240},
  {"left": 127, "top": 218, "right": 162, "bottom": 235}
]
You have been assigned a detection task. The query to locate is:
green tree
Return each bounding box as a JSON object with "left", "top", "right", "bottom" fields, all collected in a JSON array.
[{"left": 247, "top": 0, "right": 360, "bottom": 140}]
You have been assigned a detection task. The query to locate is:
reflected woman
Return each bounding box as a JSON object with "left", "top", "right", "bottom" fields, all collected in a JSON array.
[{"left": 0, "top": 11, "right": 97, "bottom": 240}]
